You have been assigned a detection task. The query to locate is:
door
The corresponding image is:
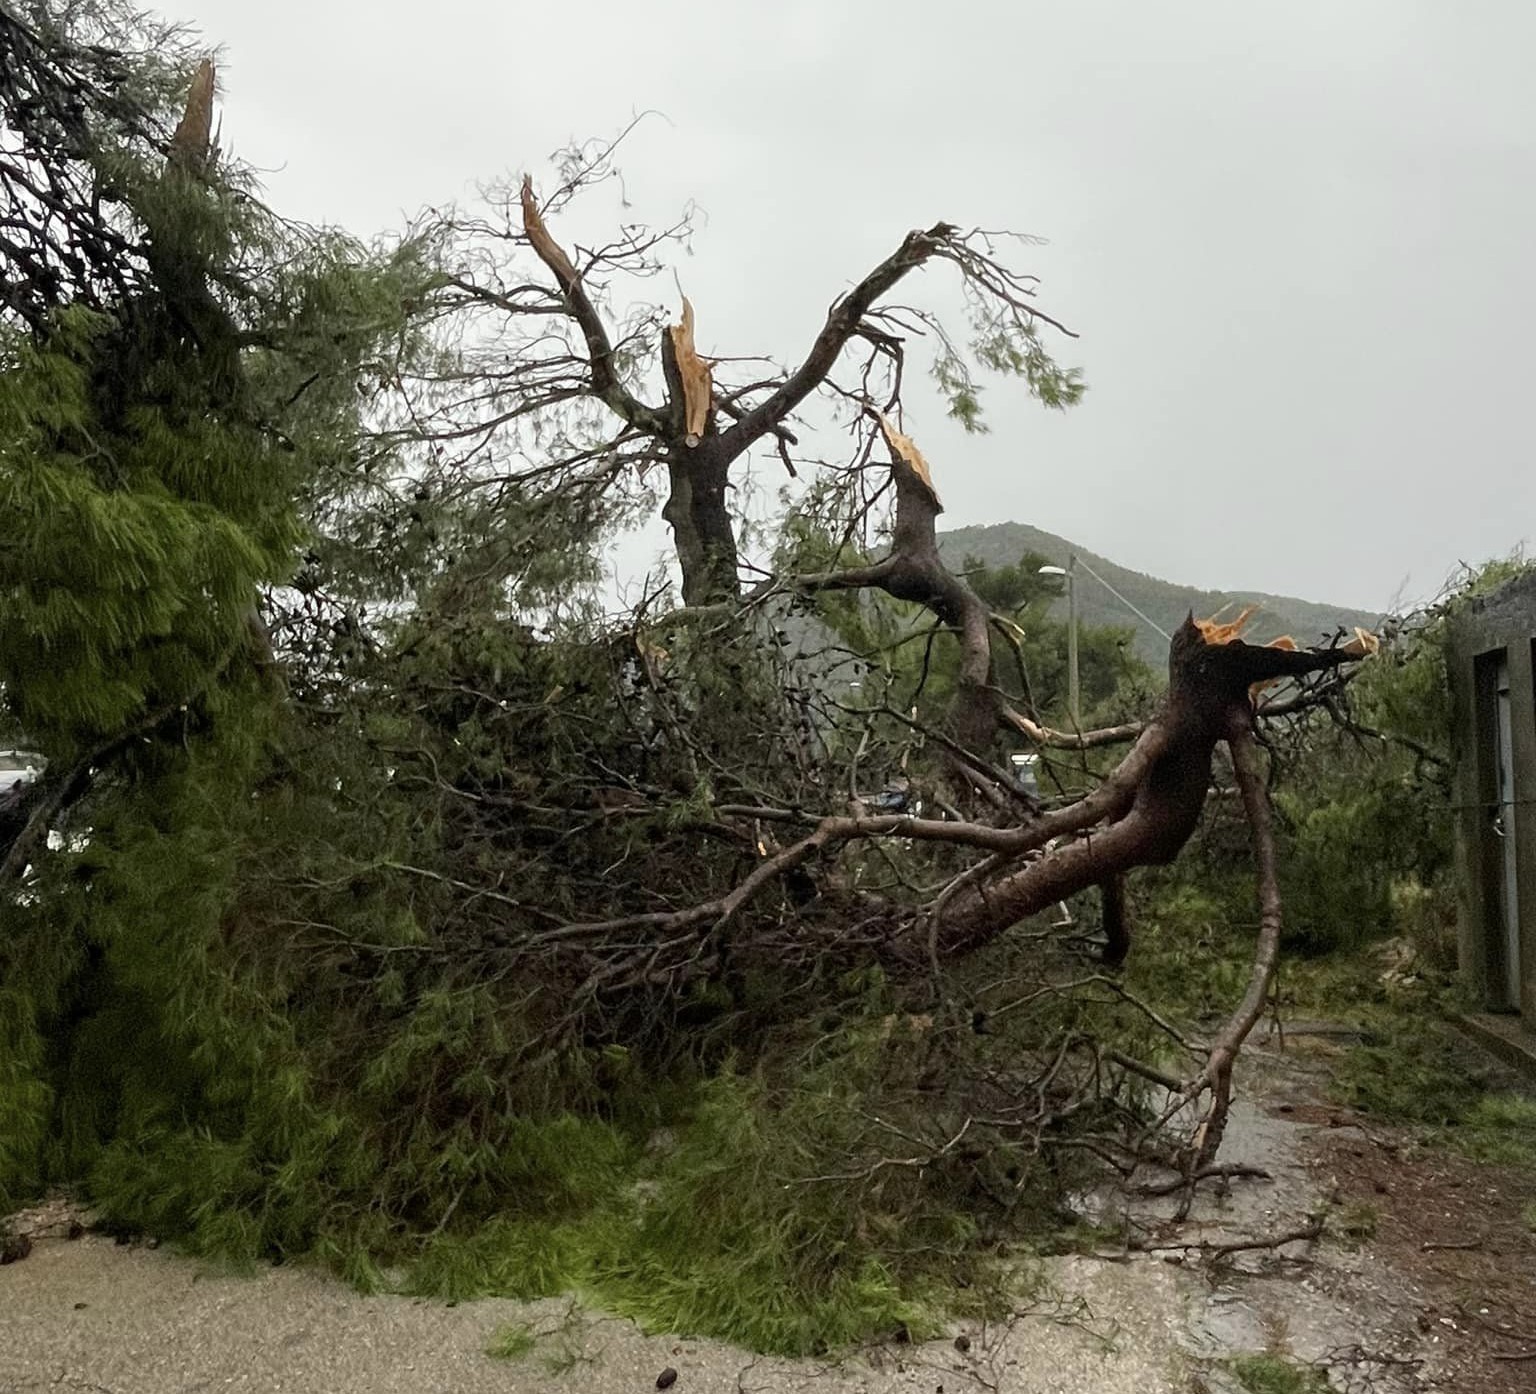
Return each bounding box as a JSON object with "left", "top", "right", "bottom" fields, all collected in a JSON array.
[{"left": 1493, "top": 656, "right": 1522, "bottom": 1010}]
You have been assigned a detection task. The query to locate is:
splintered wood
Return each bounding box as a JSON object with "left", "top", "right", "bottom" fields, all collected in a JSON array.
[
  {"left": 1193, "top": 604, "right": 1260, "bottom": 647},
  {"left": 876, "top": 413, "right": 942, "bottom": 509},
  {"left": 1194, "top": 605, "right": 1377, "bottom": 660},
  {"left": 1339, "top": 627, "right": 1380, "bottom": 658},
  {"left": 667, "top": 297, "right": 713, "bottom": 447},
  {"left": 168, "top": 59, "right": 216, "bottom": 170},
  {"left": 519, "top": 176, "right": 581, "bottom": 288},
  {"left": 1192, "top": 605, "right": 1378, "bottom": 702}
]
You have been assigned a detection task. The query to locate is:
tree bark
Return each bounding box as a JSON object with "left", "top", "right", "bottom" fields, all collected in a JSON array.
[
  {"left": 1185, "top": 715, "right": 1284, "bottom": 1170},
  {"left": 920, "top": 621, "right": 1358, "bottom": 960},
  {"left": 659, "top": 315, "right": 740, "bottom": 604},
  {"left": 661, "top": 439, "right": 741, "bottom": 605},
  {"left": 654, "top": 224, "right": 975, "bottom": 605},
  {"left": 782, "top": 423, "right": 1370, "bottom": 968}
]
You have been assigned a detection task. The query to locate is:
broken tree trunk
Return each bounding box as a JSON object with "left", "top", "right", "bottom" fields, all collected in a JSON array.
[
  {"left": 920, "top": 614, "right": 1362, "bottom": 961},
  {"left": 789, "top": 414, "right": 1002, "bottom": 759},
  {"left": 659, "top": 302, "right": 740, "bottom": 605},
  {"left": 512, "top": 188, "right": 1003, "bottom": 606},
  {"left": 660, "top": 435, "right": 740, "bottom": 606},
  {"left": 787, "top": 420, "right": 1374, "bottom": 968}
]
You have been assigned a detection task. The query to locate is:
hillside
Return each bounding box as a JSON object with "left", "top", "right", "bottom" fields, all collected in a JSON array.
[{"left": 938, "top": 522, "right": 1380, "bottom": 668}]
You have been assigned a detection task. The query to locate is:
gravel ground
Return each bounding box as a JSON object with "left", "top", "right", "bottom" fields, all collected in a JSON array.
[
  {"left": 5, "top": 1036, "right": 1524, "bottom": 1394},
  {"left": 0, "top": 1236, "right": 1191, "bottom": 1394}
]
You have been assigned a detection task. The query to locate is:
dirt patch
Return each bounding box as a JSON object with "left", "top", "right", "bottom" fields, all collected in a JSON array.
[{"left": 1304, "top": 1121, "right": 1536, "bottom": 1392}]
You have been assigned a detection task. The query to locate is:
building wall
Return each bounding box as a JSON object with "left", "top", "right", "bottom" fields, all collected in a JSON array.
[{"left": 1448, "top": 570, "right": 1536, "bottom": 1018}]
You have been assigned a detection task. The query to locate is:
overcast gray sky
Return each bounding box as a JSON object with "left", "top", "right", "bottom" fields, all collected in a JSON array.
[{"left": 175, "top": 0, "right": 1533, "bottom": 612}]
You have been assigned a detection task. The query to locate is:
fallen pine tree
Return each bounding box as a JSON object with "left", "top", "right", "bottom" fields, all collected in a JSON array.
[{"left": 0, "top": 14, "right": 1395, "bottom": 1349}]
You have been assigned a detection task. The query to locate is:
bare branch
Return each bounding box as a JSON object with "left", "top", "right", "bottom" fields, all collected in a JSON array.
[
  {"left": 1, "top": 695, "right": 192, "bottom": 885},
  {"left": 1000, "top": 706, "right": 1145, "bottom": 751},
  {"left": 717, "top": 224, "right": 959, "bottom": 464},
  {"left": 1184, "top": 715, "right": 1285, "bottom": 1172},
  {"left": 518, "top": 175, "right": 669, "bottom": 434}
]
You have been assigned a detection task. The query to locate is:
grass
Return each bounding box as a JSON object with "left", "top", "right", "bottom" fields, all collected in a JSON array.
[
  {"left": 1331, "top": 1201, "right": 1378, "bottom": 1245},
  {"left": 483, "top": 1322, "right": 537, "bottom": 1360},
  {"left": 1331, "top": 1019, "right": 1536, "bottom": 1169},
  {"left": 1123, "top": 884, "right": 1425, "bottom": 1035},
  {"left": 1130, "top": 879, "right": 1536, "bottom": 1176},
  {"left": 1225, "top": 1353, "right": 1331, "bottom": 1394}
]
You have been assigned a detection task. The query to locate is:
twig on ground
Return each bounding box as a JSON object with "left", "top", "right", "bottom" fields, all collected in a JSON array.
[
  {"left": 1135, "top": 1163, "right": 1272, "bottom": 1198},
  {"left": 1138, "top": 1214, "right": 1324, "bottom": 1260}
]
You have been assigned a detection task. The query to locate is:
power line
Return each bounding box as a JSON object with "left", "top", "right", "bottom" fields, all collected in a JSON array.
[{"left": 1073, "top": 556, "right": 1172, "bottom": 640}]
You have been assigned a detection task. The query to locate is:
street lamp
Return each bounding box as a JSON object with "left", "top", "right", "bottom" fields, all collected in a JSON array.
[{"left": 1037, "top": 558, "right": 1079, "bottom": 728}]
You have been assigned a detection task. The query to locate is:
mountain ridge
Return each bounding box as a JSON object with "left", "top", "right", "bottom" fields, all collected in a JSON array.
[{"left": 937, "top": 521, "right": 1381, "bottom": 667}]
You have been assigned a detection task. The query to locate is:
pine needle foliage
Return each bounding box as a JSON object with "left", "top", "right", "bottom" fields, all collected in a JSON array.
[
  {"left": 9, "top": 6, "right": 1441, "bottom": 1361},
  {"left": 0, "top": 1, "right": 421, "bottom": 1214}
]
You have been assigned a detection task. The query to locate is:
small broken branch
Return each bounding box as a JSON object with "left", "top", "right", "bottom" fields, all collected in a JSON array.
[
  {"left": 1000, "top": 706, "right": 1145, "bottom": 751},
  {"left": 1142, "top": 1214, "right": 1324, "bottom": 1260},
  {"left": 1135, "top": 1163, "right": 1272, "bottom": 1197},
  {"left": 0, "top": 695, "right": 192, "bottom": 885}
]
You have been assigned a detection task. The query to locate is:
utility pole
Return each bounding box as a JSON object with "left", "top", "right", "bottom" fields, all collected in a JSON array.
[
  {"left": 1065, "top": 553, "right": 1079, "bottom": 729},
  {"left": 1037, "top": 558, "right": 1080, "bottom": 728}
]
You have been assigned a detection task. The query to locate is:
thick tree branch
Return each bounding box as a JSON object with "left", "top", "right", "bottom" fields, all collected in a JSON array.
[
  {"left": 790, "top": 419, "right": 1151, "bottom": 764},
  {"left": 518, "top": 176, "right": 669, "bottom": 435},
  {"left": 537, "top": 613, "right": 1356, "bottom": 998},
  {"left": 906, "top": 618, "right": 1361, "bottom": 964},
  {"left": 759, "top": 418, "right": 1375, "bottom": 975},
  {"left": 716, "top": 225, "right": 959, "bottom": 465}
]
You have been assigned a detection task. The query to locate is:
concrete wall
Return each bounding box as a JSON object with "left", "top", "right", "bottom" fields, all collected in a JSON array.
[{"left": 1447, "top": 570, "right": 1536, "bottom": 1018}]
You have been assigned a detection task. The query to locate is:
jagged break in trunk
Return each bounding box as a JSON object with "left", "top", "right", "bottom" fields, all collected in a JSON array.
[
  {"left": 786, "top": 420, "right": 1373, "bottom": 968},
  {"left": 924, "top": 616, "right": 1363, "bottom": 960}
]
